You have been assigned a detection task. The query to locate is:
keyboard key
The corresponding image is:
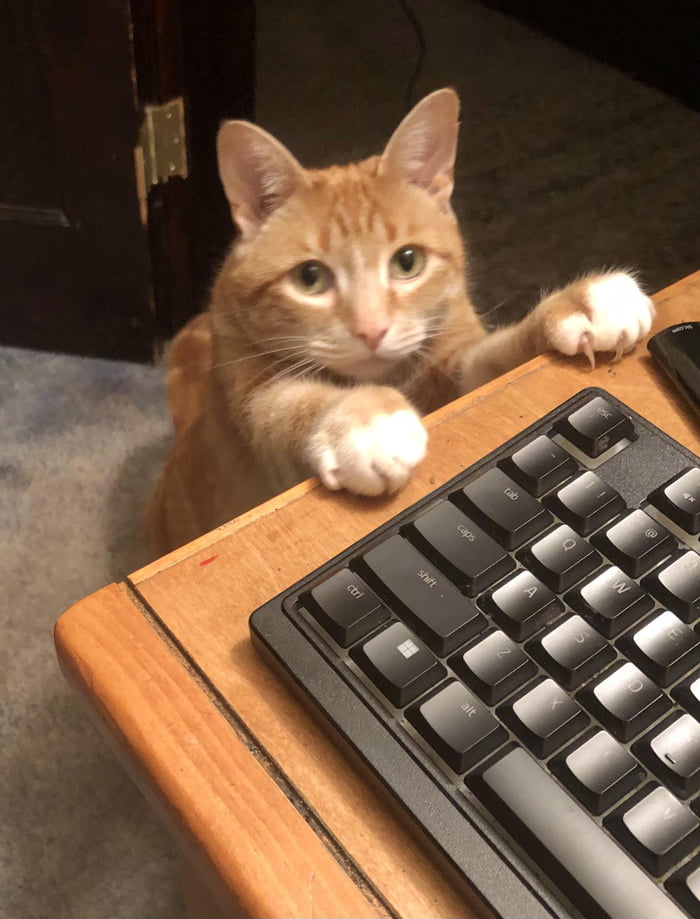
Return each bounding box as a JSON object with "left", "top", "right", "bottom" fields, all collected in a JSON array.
[
  {"left": 644, "top": 550, "right": 700, "bottom": 622},
  {"left": 451, "top": 630, "right": 537, "bottom": 704},
  {"left": 303, "top": 569, "right": 388, "bottom": 646},
  {"left": 622, "top": 610, "right": 699, "bottom": 686},
  {"left": 455, "top": 468, "right": 553, "bottom": 550},
  {"left": 469, "top": 747, "right": 687, "bottom": 919},
  {"left": 582, "top": 662, "right": 672, "bottom": 741},
  {"left": 649, "top": 467, "right": 700, "bottom": 534},
  {"left": 594, "top": 510, "right": 675, "bottom": 577},
  {"left": 408, "top": 501, "right": 514, "bottom": 595},
  {"left": 569, "top": 565, "right": 654, "bottom": 637},
  {"left": 350, "top": 622, "right": 445, "bottom": 707},
  {"left": 545, "top": 471, "right": 625, "bottom": 536},
  {"left": 608, "top": 786, "right": 700, "bottom": 875},
  {"left": 534, "top": 614, "right": 615, "bottom": 689},
  {"left": 360, "top": 536, "right": 486, "bottom": 655},
  {"left": 552, "top": 730, "right": 645, "bottom": 814},
  {"left": 554, "top": 395, "right": 635, "bottom": 458},
  {"left": 503, "top": 678, "right": 588, "bottom": 757},
  {"left": 407, "top": 680, "right": 507, "bottom": 772},
  {"left": 667, "top": 858, "right": 700, "bottom": 917},
  {"left": 482, "top": 570, "right": 563, "bottom": 640},
  {"left": 498, "top": 435, "right": 577, "bottom": 496},
  {"left": 635, "top": 714, "right": 700, "bottom": 798},
  {"left": 672, "top": 672, "right": 700, "bottom": 718},
  {"left": 519, "top": 524, "right": 602, "bottom": 592}
]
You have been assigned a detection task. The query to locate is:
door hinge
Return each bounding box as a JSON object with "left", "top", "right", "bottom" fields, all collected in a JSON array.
[{"left": 138, "top": 97, "right": 188, "bottom": 191}]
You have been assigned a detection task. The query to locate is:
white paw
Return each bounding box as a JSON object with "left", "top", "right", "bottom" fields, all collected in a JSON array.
[
  {"left": 310, "top": 409, "right": 427, "bottom": 497},
  {"left": 549, "top": 272, "right": 655, "bottom": 367}
]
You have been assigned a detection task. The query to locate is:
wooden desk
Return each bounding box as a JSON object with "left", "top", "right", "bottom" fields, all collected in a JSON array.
[{"left": 55, "top": 273, "right": 700, "bottom": 919}]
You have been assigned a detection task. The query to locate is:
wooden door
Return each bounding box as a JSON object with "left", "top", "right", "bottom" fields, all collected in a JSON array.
[{"left": 0, "top": 0, "right": 254, "bottom": 362}]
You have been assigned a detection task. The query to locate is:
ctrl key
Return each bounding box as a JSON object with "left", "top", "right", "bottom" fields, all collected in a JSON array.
[
  {"left": 350, "top": 622, "right": 446, "bottom": 707},
  {"left": 302, "top": 568, "right": 388, "bottom": 647}
]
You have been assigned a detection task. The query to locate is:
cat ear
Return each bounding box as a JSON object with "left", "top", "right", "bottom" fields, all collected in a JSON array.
[
  {"left": 217, "top": 121, "right": 306, "bottom": 238},
  {"left": 379, "top": 88, "right": 460, "bottom": 208}
]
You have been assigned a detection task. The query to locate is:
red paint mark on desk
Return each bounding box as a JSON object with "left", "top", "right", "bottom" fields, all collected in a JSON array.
[{"left": 199, "top": 555, "right": 219, "bottom": 567}]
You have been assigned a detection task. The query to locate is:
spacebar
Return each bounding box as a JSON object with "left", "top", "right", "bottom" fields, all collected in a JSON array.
[{"left": 472, "top": 748, "right": 686, "bottom": 919}]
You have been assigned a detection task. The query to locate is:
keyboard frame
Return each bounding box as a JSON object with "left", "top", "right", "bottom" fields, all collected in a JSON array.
[{"left": 249, "top": 386, "right": 700, "bottom": 919}]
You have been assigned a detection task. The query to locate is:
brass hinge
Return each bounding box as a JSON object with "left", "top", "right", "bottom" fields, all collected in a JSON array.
[{"left": 137, "top": 97, "right": 188, "bottom": 191}]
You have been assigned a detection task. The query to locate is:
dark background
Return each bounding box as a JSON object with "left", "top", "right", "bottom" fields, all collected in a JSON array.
[{"left": 1, "top": 0, "right": 698, "bottom": 360}]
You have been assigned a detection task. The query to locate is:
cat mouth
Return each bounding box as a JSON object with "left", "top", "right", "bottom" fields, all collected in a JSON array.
[{"left": 328, "top": 353, "right": 396, "bottom": 381}]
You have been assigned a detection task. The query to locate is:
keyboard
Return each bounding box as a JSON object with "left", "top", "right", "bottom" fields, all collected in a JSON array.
[{"left": 249, "top": 387, "right": 700, "bottom": 919}]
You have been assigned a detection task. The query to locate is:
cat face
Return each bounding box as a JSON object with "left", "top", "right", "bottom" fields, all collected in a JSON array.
[{"left": 214, "top": 89, "right": 466, "bottom": 382}]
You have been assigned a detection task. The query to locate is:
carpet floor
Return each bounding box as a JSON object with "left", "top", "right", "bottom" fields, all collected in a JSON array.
[{"left": 2, "top": 0, "right": 698, "bottom": 915}]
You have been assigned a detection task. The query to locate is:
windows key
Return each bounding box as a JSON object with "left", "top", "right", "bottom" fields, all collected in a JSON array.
[{"left": 554, "top": 396, "right": 635, "bottom": 458}]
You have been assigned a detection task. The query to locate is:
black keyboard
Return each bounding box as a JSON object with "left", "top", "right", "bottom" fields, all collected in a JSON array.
[{"left": 249, "top": 388, "right": 700, "bottom": 919}]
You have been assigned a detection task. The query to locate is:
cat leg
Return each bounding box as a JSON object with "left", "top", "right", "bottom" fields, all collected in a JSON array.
[
  {"left": 456, "top": 270, "right": 655, "bottom": 391},
  {"left": 245, "top": 380, "right": 427, "bottom": 497}
]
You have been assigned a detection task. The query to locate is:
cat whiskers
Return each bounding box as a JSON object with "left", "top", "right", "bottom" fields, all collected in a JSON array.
[
  {"left": 266, "top": 356, "right": 322, "bottom": 386},
  {"left": 210, "top": 336, "right": 313, "bottom": 372}
]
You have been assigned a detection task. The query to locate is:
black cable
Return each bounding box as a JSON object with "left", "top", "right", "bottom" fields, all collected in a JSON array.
[{"left": 396, "top": 0, "right": 427, "bottom": 111}]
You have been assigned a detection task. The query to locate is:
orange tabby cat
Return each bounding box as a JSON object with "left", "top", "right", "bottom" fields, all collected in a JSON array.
[{"left": 145, "top": 88, "right": 654, "bottom": 558}]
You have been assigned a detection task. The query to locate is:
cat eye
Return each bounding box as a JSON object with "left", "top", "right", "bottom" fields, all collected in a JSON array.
[
  {"left": 290, "top": 260, "right": 334, "bottom": 295},
  {"left": 389, "top": 245, "right": 426, "bottom": 280}
]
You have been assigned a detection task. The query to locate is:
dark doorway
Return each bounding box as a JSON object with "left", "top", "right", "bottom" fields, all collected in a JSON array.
[{"left": 0, "top": 0, "right": 254, "bottom": 362}]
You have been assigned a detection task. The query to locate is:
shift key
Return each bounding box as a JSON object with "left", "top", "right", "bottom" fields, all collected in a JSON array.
[{"left": 359, "top": 535, "right": 485, "bottom": 655}]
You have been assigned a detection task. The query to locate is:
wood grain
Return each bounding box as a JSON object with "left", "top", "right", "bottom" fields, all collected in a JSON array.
[
  {"left": 57, "top": 272, "right": 700, "bottom": 918},
  {"left": 54, "top": 582, "right": 384, "bottom": 919}
]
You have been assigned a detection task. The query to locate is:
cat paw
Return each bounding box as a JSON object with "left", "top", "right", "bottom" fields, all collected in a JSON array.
[
  {"left": 544, "top": 271, "right": 655, "bottom": 368},
  {"left": 310, "top": 395, "right": 427, "bottom": 497}
]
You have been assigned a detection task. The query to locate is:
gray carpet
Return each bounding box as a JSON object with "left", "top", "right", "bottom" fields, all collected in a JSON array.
[
  {"left": 1, "top": 348, "right": 177, "bottom": 918},
  {"left": 3, "top": 1, "right": 699, "bottom": 916}
]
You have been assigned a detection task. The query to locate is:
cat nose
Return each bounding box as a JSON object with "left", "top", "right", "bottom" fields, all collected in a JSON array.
[{"left": 355, "top": 327, "right": 389, "bottom": 352}]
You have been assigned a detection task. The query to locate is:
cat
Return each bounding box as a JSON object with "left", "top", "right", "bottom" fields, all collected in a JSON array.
[{"left": 145, "top": 87, "right": 655, "bottom": 558}]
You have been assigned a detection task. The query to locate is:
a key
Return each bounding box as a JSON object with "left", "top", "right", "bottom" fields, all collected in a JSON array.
[
  {"left": 568, "top": 565, "right": 654, "bottom": 637},
  {"left": 649, "top": 467, "right": 700, "bottom": 535},
  {"left": 468, "top": 748, "right": 687, "bottom": 919},
  {"left": 407, "top": 501, "right": 514, "bottom": 595},
  {"left": 350, "top": 621, "right": 445, "bottom": 707},
  {"left": 672, "top": 672, "right": 700, "bottom": 718},
  {"left": 451, "top": 630, "right": 537, "bottom": 704},
  {"left": 667, "top": 859, "right": 700, "bottom": 917},
  {"left": 455, "top": 468, "right": 553, "bottom": 550},
  {"left": 482, "top": 570, "right": 563, "bottom": 640},
  {"left": 607, "top": 786, "right": 700, "bottom": 875},
  {"left": 303, "top": 568, "right": 388, "bottom": 646},
  {"left": 644, "top": 550, "right": 700, "bottom": 622},
  {"left": 554, "top": 396, "right": 635, "bottom": 458},
  {"left": 621, "top": 610, "right": 699, "bottom": 686},
  {"left": 360, "top": 535, "right": 486, "bottom": 655},
  {"left": 407, "top": 680, "right": 507, "bottom": 772},
  {"left": 635, "top": 714, "right": 700, "bottom": 798},
  {"left": 582, "top": 662, "right": 671, "bottom": 741},
  {"left": 519, "top": 524, "right": 602, "bottom": 592},
  {"left": 552, "top": 729, "right": 645, "bottom": 814},
  {"left": 498, "top": 435, "right": 578, "bottom": 496},
  {"left": 503, "top": 678, "right": 588, "bottom": 757},
  {"left": 594, "top": 509, "right": 675, "bottom": 577},
  {"left": 545, "top": 471, "right": 625, "bottom": 536},
  {"left": 533, "top": 614, "right": 615, "bottom": 689}
]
